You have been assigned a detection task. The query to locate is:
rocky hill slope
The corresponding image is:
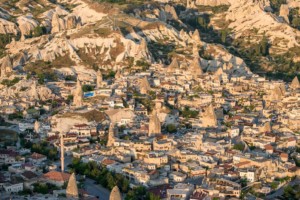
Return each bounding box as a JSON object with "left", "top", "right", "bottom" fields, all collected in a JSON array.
[{"left": 0, "top": 0, "right": 299, "bottom": 84}]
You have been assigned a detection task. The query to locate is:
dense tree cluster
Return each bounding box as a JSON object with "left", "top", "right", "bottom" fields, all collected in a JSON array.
[{"left": 70, "top": 159, "right": 160, "bottom": 200}]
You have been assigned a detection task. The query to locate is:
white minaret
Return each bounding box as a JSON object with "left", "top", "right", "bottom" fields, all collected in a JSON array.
[{"left": 60, "top": 133, "right": 64, "bottom": 172}]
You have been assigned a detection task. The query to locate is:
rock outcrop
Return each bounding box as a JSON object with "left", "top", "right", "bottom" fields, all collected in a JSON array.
[
  {"left": 73, "top": 79, "right": 83, "bottom": 107},
  {"left": 195, "top": 0, "right": 230, "bottom": 6},
  {"left": 290, "top": 76, "right": 299, "bottom": 89},
  {"left": 167, "top": 58, "right": 180, "bottom": 73},
  {"left": 200, "top": 104, "right": 217, "bottom": 127},
  {"left": 139, "top": 76, "right": 151, "bottom": 94},
  {"left": 190, "top": 58, "right": 203, "bottom": 78},
  {"left": 191, "top": 29, "right": 201, "bottom": 44},
  {"left": 107, "top": 123, "right": 116, "bottom": 147},
  {"left": 51, "top": 13, "right": 66, "bottom": 33},
  {"left": 224, "top": 0, "right": 300, "bottom": 53},
  {"left": 17, "top": 15, "right": 39, "bottom": 37},
  {"left": 0, "top": 18, "right": 19, "bottom": 35},
  {"left": 149, "top": 110, "right": 161, "bottom": 136},
  {"left": 164, "top": 5, "right": 178, "bottom": 20},
  {"left": 279, "top": 4, "right": 290, "bottom": 23},
  {"left": 66, "top": 173, "right": 79, "bottom": 199},
  {"left": 1, "top": 56, "right": 13, "bottom": 77},
  {"left": 109, "top": 186, "right": 122, "bottom": 200},
  {"left": 96, "top": 70, "right": 103, "bottom": 88}
]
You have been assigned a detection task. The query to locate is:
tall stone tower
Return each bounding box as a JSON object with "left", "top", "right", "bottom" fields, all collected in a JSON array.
[
  {"left": 109, "top": 186, "right": 122, "bottom": 200},
  {"left": 139, "top": 76, "right": 151, "bottom": 95},
  {"left": 290, "top": 76, "right": 299, "bottom": 89},
  {"left": 60, "top": 133, "right": 64, "bottom": 172},
  {"left": 96, "top": 70, "right": 103, "bottom": 88},
  {"left": 200, "top": 104, "right": 217, "bottom": 127},
  {"left": 66, "top": 173, "right": 79, "bottom": 199},
  {"left": 30, "top": 80, "right": 39, "bottom": 100},
  {"left": 190, "top": 58, "right": 203, "bottom": 79},
  {"left": 107, "top": 123, "right": 115, "bottom": 147},
  {"left": 148, "top": 110, "right": 161, "bottom": 137},
  {"left": 73, "top": 79, "right": 83, "bottom": 107}
]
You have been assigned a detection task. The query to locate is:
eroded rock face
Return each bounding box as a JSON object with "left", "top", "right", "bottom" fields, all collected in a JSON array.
[
  {"left": 51, "top": 12, "right": 81, "bottom": 33},
  {"left": 164, "top": 5, "right": 178, "bottom": 20},
  {"left": 17, "top": 15, "right": 39, "bottom": 36},
  {"left": 195, "top": 0, "right": 230, "bottom": 6},
  {"left": 280, "top": 4, "right": 290, "bottom": 23},
  {"left": 1, "top": 56, "right": 13, "bottom": 77},
  {"left": 51, "top": 13, "right": 66, "bottom": 33},
  {"left": 0, "top": 18, "right": 19, "bottom": 35},
  {"left": 66, "top": 15, "right": 81, "bottom": 30}
]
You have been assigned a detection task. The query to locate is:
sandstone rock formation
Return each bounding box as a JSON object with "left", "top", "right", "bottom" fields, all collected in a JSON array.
[
  {"left": 1, "top": 55, "right": 13, "bottom": 77},
  {"left": 30, "top": 80, "right": 39, "bottom": 100},
  {"left": 195, "top": 0, "right": 230, "bottom": 6},
  {"left": 139, "top": 76, "right": 151, "bottom": 94},
  {"left": 51, "top": 13, "right": 66, "bottom": 33},
  {"left": 115, "top": 70, "right": 122, "bottom": 79},
  {"left": 109, "top": 186, "right": 122, "bottom": 200},
  {"left": 279, "top": 4, "right": 290, "bottom": 23},
  {"left": 66, "top": 15, "right": 80, "bottom": 30},
  {"left": 191, "top": 29, "right": 201, "bottom": 44},
  {"left": 96, "top": 70, "right": 103, "bottom": 88},
  {"left": 167, "top": 58, "right": 180, "bottom": 73},
  {"left": 66, "top": 173, "right": 79, "bottom": 199},
  {"left": 149, "top": 110, "right": 161, "bottom": 136},
  {"left": 190, "top": 58, "right": 203, "bottom": 78},
  {"left": 0, "top": 18, "right": 19, "bottom": 35},
  {"left": 269, "top": 85, "right": 285, "bottom": 101},
  {"left": 290, "top": 76, "right": 299, "bottom": 89},
  {"left": 224, "top": 0, "right": 300, "bottom": 53},
  {"left": 260, "top": 121, "right": 272, "bottom": 133},
  {"left": 107, "top": 124, "right": 116, "bottom": 147},
  {"left": 17, "top": 15, "right": 39, "bottom": 37},
  {"left": 200, "top": 104, "right": 217, "bottom": 127},
  {"left": 164, "top": 5, "right": 178, "bottom": 20},
  {"left": 73, "top": 79, "right": 83, "bottom": 107}
]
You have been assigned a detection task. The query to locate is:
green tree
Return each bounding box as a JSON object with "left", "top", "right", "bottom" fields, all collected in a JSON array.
[{"left": 166, "top": 124, "right": 177, "bottom": 133}]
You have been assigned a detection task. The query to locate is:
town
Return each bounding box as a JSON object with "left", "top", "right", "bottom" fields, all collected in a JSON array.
[{"left": 0, "top": 0, "right": 300, "bottom": 200}]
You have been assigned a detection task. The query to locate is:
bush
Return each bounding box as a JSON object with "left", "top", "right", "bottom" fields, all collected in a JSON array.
[
  {"left": 166, "top": 124, "right": 177, "bottom": 133},
  {"left": 28, "top": 26, "right": 47, "bottom": 38},
  {"left": 8, "top": 112, "right": 23, "bottom": 120},
  {"left": 233, "top": 143, "right": 244, "bottom": 151},
  {"left": 82, "top": 84, "right": 94, "bottom": 92},
  {"left": 1, "top": 78, "right": 20, "bottom": 87},
  {"left": 181, "top": 107, "right": 199, "bottom": 119}
]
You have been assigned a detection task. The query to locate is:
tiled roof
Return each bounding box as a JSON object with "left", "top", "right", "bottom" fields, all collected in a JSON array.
[{"left": 43, "top": 171, "right": 71, "bottom": 182}]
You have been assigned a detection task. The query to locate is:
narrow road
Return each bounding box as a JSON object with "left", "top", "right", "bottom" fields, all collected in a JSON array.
[
  {"left": 58, "top": 155, "right": 111, "bottom": 199},
  {"left": 84, "top": 178, "right": 110, "bottom": 200},
  {"left": 266, "top": 178, "right": 300, "bottom": 199}
]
